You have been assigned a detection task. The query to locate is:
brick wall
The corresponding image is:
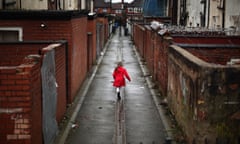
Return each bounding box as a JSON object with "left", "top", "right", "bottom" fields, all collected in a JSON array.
[
  {"left": 0, "top": 56, "right": 42, "bottom": 144},
  {"left": 172, "top": 35, "right": 240, "bottom": 45},
  {"left": 156, "top": 36, "right": 172, "bottom": 96},
  {"left": 133, "top": 23, "right": 240, "bottom": 143},
  {"left": 146, "top": 28, "right": 154, "bottom": 76},
  {"left": 88, "top": 17, "right": 97, "bottom": 66},
  {"left": 97, "top": 17, "right": 108, "bottom": 44},
  {"left": 186, "top": 47, "right": 240, "bottom": 65},
  {"left": 133, "top": 24, "right": 171, "bottom": 96},
  {"left": 69, "top": 17, "right": 88, "bottom": 102},
  {"left": 0, "top": 43, "right": 48, "bottom": 66},
  {"left": 133, "top": 24, "right": 145, "bottom": 59},
  {"left": 0, "top": 12, "right": 88, "bottom": 103},
  {"left": 0, "top": 42, "right": 67, "bottom": 144},
  {"left": 168, "top": 45, "right": 240, "bottom": 143},
  {"left": 0, "top": 11, "right": 111, "bottom": 143}
]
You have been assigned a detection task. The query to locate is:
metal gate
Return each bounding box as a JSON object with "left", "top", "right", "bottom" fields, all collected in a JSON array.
[{"left": 41, "top": 50, "right": 58, "bottom": 144}]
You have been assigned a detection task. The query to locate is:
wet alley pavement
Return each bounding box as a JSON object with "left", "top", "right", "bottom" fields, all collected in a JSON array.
[{"left": 55, "top": 28, "right": 174, "bottom": 144}]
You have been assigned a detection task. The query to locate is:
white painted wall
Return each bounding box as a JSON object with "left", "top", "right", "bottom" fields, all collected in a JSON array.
[
  {"left": 186, "top": 0, "right": 203, "bottom": 27},
  {"left": 225, "top": 0, "right": 240, "bottom": 29},
  {"left": 19, "top": 0, "right": 81, "bottom": 10},
  {"left": 208, "top": 0, "right": 223, "bottom": 29},
  {"left": 21, "top": 0, "right": 48, "bottom": 10},
  {"left": 64, "top": 0, "right": 79, "bottom": 10}
]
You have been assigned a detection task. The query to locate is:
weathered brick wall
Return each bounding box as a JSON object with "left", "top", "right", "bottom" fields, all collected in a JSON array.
[
  {"left": 168, "top": 45, "right": 240, "bottom": 143},
  {"left": 0, "top": 56, "right": 42, "bottom": 144},
  {"left": 186, "top": 47, "right": 240, "bottom": 65},
  {"left": 133, "top": 24, "right": 145, "bottom": 58},
  {"left": 133, "top": 24, "right": 171, "bottom": 96},
  {"left": 69, "top": 17, "right": 88, "bottom": 103},
  {"left": 133, "top": 23, "right": 240, "bottom": 143},
  {"left": 143, "top": 26, "right": 151, "bottom": 60},
  {"left": 156, "top": 36, "right": 172, "bottom": 96},
  {"left": 0, "top": 42, "right": 67, "bottom": 122},
  {"left": 0, "top": 43, "right": 48, "bottom": 66},
  {"left": 172, "top": 35, "right": 240, "bottom": 45},
  {"left": 0, "top": 42, "right": 67, "bottom": 144},
  {"left": 0, "top": 14, "right": 88, "bottom": 103},
  {"left": 87, "top": 17, "right": 97, "bottom": 67},
  {"left": 97, "top": 17, "right": 109, "bottom": 44}
]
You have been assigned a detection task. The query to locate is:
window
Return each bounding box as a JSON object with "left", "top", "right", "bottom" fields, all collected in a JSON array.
[
  {"left": 128, "top": 8, "right": 133, "bottom": 13},
  {"left": 0, "top": 27, "right": 23, "bottom": 42}
]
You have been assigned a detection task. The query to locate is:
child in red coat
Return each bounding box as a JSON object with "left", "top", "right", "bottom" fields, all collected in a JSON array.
[{"left": 112, "top": 62, "right": 131, "bottom": 100}]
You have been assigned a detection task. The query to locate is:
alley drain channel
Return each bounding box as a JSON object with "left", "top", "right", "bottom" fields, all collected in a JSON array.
[{"left": 114, "top": 96, "right": 126, "bottom": 144}]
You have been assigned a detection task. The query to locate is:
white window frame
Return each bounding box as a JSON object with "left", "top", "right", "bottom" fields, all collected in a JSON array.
[{"left": 0, "top": 27, "right": 23, "bottom": 41}]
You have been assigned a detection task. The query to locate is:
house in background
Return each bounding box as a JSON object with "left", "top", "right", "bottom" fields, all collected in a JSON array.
[
  {"left": 0, "top": 0, "right": 94, "bottom": 11},
  {"left": 126, "top": 0, "right": 143, "bottom": 21},
  {"left": 94, "top": 0, "right": 112, "bottom": 14},
  {"left": 175, "top": 0, "right": 240, "bottom": 33},
  {"left": 94, "top": 0, "right": 143, "bottom": 19}
]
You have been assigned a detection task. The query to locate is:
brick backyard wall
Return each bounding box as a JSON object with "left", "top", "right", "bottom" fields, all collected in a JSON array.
[
  {"left": 168, "top": 45, "right": 240, "bottom": 143},
  {"left": 70, "top": 17, "right": 88, "bottom": 103},
  {"left": 185, "top": 46, "right": 240, "bottom": 65},
  {"left": 0, "top": 42, "right": 67, "bottom": 144},
  {"left": 132, "top": 23, "right": 240, "bottom": 143},
  {"left": 0, "top": 43, "right": 48, "bottom": 66},
  {"left": 0, "top": 42, "right": 67, "bottom": 122},
  {"left": 87, "top": 15, "right": 97, "bottom": 69},
  {"left": 0, "top": 55, "right": 42, "bottom": 144},
  {"left": 0, "top": 10, "right": 88, "bottom": 103},
  {"left": 172, "top": 35, "right": 240, "bottom": 45}
]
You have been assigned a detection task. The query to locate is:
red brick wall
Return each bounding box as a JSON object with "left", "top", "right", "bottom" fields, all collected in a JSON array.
[
  {"left": 133, "top": 23, "right": 240, "bottom": 143},
  {"left": 133, "top": 24, "right": 145, "bottom": 58},
  {"left": 153, "top": 32, "right": 159, "bottom": 81},
  {"left": 186, "top": 48, "right": 240, "bottom": 65},
  {"left": 88, "top": 18, "right": 97, "bottom": 65},
  {"left": 0, "top": 43, "right": 48, "bottom": 66},
  {"left": 157, "top": 36, "right": 172, "bottom": 96},
  {"left": 144, "top": 27, "right": 152, "bottom": 64},
  {"left": 70, "top": 18, "right": 88, "bottom": 102},
  {"left": 97, "top": 17, "right": 108, "bottom": 44},
  {"left": 172, "top": 36, "right": 240, "bottom": 45},
  {"left": 168, "top": 45, "right": 240, "bottom": 143},
  {"left": 0, "top": 57, "right": 42, "bottom": 144},
  {"left": 0, "top": 42, "right": 67, "bottom": 144},
  {"left": 0, "top": 17, "right": 88, "bottom": 103},
  {"left": 133, "top": 23, "right": 240, "bottom": 98}
]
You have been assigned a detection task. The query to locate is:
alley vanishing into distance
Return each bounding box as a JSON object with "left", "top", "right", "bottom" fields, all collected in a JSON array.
[{"left": 55, "top": 28, "right": 173, "bottom": 144}]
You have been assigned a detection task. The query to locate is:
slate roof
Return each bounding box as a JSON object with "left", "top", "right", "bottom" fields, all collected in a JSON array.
[
  {"left": 94, "top": 0, "right": 110, "bottom": 8},
  {"left": 0, "top": 10, "right": 88, "bottom": 20}
]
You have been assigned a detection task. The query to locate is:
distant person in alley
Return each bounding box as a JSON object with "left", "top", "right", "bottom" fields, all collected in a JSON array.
[{"left": 112, "top": 61, "right": 131, "bottom": 100}]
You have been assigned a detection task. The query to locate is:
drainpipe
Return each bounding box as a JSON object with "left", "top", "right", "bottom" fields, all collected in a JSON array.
[
  {"left": 203, "top": 0, "right": 206, "bottom": 27},
  {"left": 201, "top": 0, "right": 207, "bottom": 27},
  {"left": 110, "top": 0, "right": 112, "bottom": 13},
  {"left": 222, "top": 0, "right": 225, "bottom": 28},
  {"left": 19, "top": 0, "right": 21, "bottom": 9},
  {"left": 2, "top": 0, "right": 5, "bottom": 9},
  {"left": 207, "top": 0, "right": 210, "bottom": 28}
]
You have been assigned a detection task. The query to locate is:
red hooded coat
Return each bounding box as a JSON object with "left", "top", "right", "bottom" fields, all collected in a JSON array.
[{"left": 112, "top": 66, "right": 131, "bottom": 87}]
